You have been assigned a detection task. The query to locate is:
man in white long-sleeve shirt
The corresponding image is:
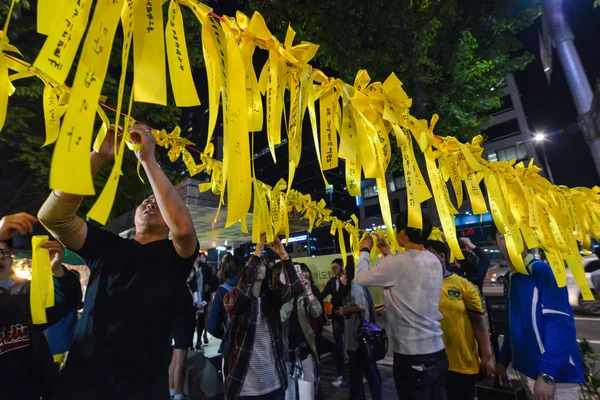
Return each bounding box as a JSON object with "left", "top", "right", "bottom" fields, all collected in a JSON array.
[{"left": 355, "top": 211, "right": 448, "bottom": 400}]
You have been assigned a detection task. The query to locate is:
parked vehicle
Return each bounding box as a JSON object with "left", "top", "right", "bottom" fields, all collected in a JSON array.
[{"left": 484, "top": 252, "right": 600, "bottom": 316}]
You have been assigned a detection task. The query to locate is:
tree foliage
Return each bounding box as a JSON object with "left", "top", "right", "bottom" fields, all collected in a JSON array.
[
  {"left": 244, "top": 0, "right": 539, "bottom": 173},
  {"left": 0, "top": 0, "right": 203, "bottom": 217}
]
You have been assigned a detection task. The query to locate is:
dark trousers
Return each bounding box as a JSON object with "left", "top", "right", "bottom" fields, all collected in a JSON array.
[
  {"left": 239, "top": 388, "right": 285, "bottom": 400},
  {"left": 196, "top": 310, "right": 208, "bottom": 346},
  {"left": 393, "top": 349, "right": 449, "bottom": 400},
  {"left": 445, "top": 371, "right": 478, "bottom": 400},
  {"left": 348, "top": 350, "right": 382, "bottom": 400},
  {"left": 332, "top": 317, "right": 346, "bottom": 378}
]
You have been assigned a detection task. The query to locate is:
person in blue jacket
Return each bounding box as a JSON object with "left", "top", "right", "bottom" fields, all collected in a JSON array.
[
  {"left": 492, "top": 224, "right": 584, "bottom": 400},
  {"left": 206, "top": 252, "right": 241, "bottom": 377}
]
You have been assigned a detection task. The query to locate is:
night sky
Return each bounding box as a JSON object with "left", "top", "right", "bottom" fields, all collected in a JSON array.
[{"left": 515, "top": 0, "right": 600, "bottom": 188}]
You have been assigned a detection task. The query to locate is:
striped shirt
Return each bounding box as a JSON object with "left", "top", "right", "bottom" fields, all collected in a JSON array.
[
  {"left": 223, "top": 256, "right": 300, "bottom": 399},
  {"left": 355, "top": 250, "right": 445, "bottom": 355},
  {"left": 239, "top": 298, "right": 281, "bottom": 396}
]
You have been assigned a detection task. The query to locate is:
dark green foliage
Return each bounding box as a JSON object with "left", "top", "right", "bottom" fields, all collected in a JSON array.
[{"left": 243, "top": 0, "right": 539, "bottom": 173}]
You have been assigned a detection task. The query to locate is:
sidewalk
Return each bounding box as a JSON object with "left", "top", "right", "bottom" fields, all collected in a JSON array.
[{"left": 184, "top": 335, "right": 398, "bottom": 400}]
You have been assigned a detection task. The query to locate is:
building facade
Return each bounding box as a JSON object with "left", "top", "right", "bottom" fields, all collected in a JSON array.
[{"left": 358, "top": 75, "right": 539, "bottom": 245}]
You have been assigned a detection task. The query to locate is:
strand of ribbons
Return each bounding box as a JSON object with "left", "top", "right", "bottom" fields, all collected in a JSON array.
[{"left": 1, "top": 0, "right": 599, "bottom": 298}]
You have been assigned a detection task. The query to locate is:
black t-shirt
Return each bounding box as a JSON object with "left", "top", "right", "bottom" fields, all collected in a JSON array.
[{"left": 56, "top": 225, "right": 198, "bottom": 400}]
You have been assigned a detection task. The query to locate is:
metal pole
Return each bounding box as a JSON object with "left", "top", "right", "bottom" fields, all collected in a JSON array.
[
  {"left": 540, "top": 142, "right": 555, "bottom": 184},
  {"left": 543, "top": 0, "right": 593, "bottom": 115}
]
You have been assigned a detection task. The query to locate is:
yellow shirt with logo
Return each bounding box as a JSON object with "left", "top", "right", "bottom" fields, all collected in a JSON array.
[{"left": 439, "top": 273, "right": 484, "bottom": 375}]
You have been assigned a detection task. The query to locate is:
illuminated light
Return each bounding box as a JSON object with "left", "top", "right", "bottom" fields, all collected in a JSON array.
[
  {"left": 281, "top": 235, "right": 308, "bottom": 245},
  {"left": 544, "top": 67, "right": 551, "bottom": 72},
  {"left": 216, "top": 246, "right": 226, "bottom": 251},
  {"left": 534, "top": 133, "right": 546, "bottom": 142},
  {"left": 491, "top": 87, "right": 495, "bottom": 91}
]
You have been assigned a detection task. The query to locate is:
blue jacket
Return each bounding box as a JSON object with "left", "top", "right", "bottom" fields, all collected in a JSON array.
[
  {"left": 498, "top": 255, "right": 584, "bottom": 383},
  {"left": 207, "top": 276, "right": 238, "bottom": 356}
]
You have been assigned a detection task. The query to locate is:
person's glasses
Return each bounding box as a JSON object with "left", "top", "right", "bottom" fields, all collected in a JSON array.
[{"left": 1, "top": 250, "right": 14, "bottom": 258}]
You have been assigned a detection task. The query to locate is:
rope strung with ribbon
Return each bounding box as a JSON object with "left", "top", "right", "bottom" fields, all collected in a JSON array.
[{"left": 1, "top": 1, "right": 599, "bottom": 297}]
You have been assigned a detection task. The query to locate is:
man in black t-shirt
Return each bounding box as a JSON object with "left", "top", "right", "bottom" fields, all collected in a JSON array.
[{"left": 38, "top": 124, "right": 199, "bottom": 400}]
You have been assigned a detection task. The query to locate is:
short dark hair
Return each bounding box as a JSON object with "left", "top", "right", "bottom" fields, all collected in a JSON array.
[
  {"left": 425, "top": 240, "right": 449, "bottom": 258},
  {"left": 395, "top": 210, "right": 432, "bottom": 245},
  {"left": 221, "top": 253, "right": 240, "bottom": 280},
  {"left": 331, "top": 258, "right": 343, "bottom": 267}
]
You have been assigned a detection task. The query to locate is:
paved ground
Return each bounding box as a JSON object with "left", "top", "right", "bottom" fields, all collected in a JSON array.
[
  {"left": 185, "top": 334, "right": 396, "bottom": 400},
  {"left": 184, "top": 285, "right": 600, "bottom": 399}
]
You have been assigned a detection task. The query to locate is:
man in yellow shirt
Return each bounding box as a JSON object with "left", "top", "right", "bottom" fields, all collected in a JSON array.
[{"left": 426, "top": 240, "right": 495, "bottom": 400}]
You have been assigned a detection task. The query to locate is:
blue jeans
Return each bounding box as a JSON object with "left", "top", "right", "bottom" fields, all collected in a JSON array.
[
  {"left": 393, "top": 349, "right": 449, "bottom": 400},
  {"left": 348, "top": 350, "right": 382, "bottom": 400}
]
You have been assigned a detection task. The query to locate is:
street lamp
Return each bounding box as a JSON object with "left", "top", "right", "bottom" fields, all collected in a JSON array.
[{"left": 534, "top": 132, "right": 555, "bottom": 184}]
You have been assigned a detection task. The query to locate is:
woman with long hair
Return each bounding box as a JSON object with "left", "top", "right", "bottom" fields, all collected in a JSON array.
[
  {"left": 281, "top": 263, "right": 323, "bottom": 400},
  {"left": 299, "top": 264, "right": 327, "bottom": 356},
  {"left": 337, "top": 258, "right": 382, "bottom": 400},
  {"left": 224, "top": 236, "right": 300, "bottom": 400}
]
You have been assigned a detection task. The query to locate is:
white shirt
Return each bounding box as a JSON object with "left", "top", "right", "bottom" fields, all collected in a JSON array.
[{"left": 355, "top": 249, "right": 445, "bottom": 355}]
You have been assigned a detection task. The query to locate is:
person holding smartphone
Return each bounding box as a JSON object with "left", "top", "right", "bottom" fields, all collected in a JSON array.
[
  {"left": 321, "top": 258, "right": 347, "bottom": 387},
  {"left": 281, "top": 263, "right": 323, "bottom": 400},
  {"left": 224, "top": 236, "right": 300, "bottom": 400}
]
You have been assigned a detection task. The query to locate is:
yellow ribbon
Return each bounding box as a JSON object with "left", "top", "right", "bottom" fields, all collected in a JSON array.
[
  {"left": 30, "top": 236, "right": 55, "bottom": 325},
  {"left": 166, "top": 0, "right": 200, "bottom": 107},
  {"left": 33, "top": 0, "right": 93, "bottom": 85},
  {"left": 49, "top": 0, "right": 125, "bottom": 196},
  {"left": 133, "top": 0, "right": 167, "bottom": 105}
]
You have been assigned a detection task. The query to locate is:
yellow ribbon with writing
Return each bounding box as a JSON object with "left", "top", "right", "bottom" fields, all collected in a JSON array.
[
  {"left": 166, "top": 0, "right": 200, "bottom": 107},
  {"left": 30, "top": 235, "right": 55, "bottom": 325},
  {"left": 33, "top": 0, "right": 93, "bottom": 85},
  {"left": 133, "top": 0, "right": 167, "bottom": 105},
  {"left": 49, "top": 0, "right": 125, "bottom": 196}
]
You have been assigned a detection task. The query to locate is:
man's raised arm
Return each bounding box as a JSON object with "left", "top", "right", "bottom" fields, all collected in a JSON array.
[
  {"left": 38, "top": 126, "right": 120, "bottom": 252},
  {"left": 129, "top": 124, "right": 197, "bottom": 259}
]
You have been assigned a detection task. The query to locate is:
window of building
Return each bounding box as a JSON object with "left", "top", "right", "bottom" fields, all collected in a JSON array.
[
  {"left": 394, "top": 176, "right": 406, "bottom": 190},
  {"left": 362, "top": 185, "right": 378, "bottom": 199},
  {"left": 484, "top": 119, "right": 520, "bottom": 142},
  {"left": 487, "top": 144, "right": 528, "bottom": 163},
  {"left": 362, "top": 175, "right": 406, "bottom": 198},
  {"left": 365, "top": 204, "right": 381, "bottom": 218}
]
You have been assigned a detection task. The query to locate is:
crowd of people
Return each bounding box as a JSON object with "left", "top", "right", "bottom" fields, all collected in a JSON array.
[{"left": 0, "top": 123, "right": 589, "bottom": 400}]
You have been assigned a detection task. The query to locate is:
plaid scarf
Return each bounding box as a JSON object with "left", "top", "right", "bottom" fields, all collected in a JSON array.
[{"left": 223, "top": 256, "right": 300, "bottom": 399}]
